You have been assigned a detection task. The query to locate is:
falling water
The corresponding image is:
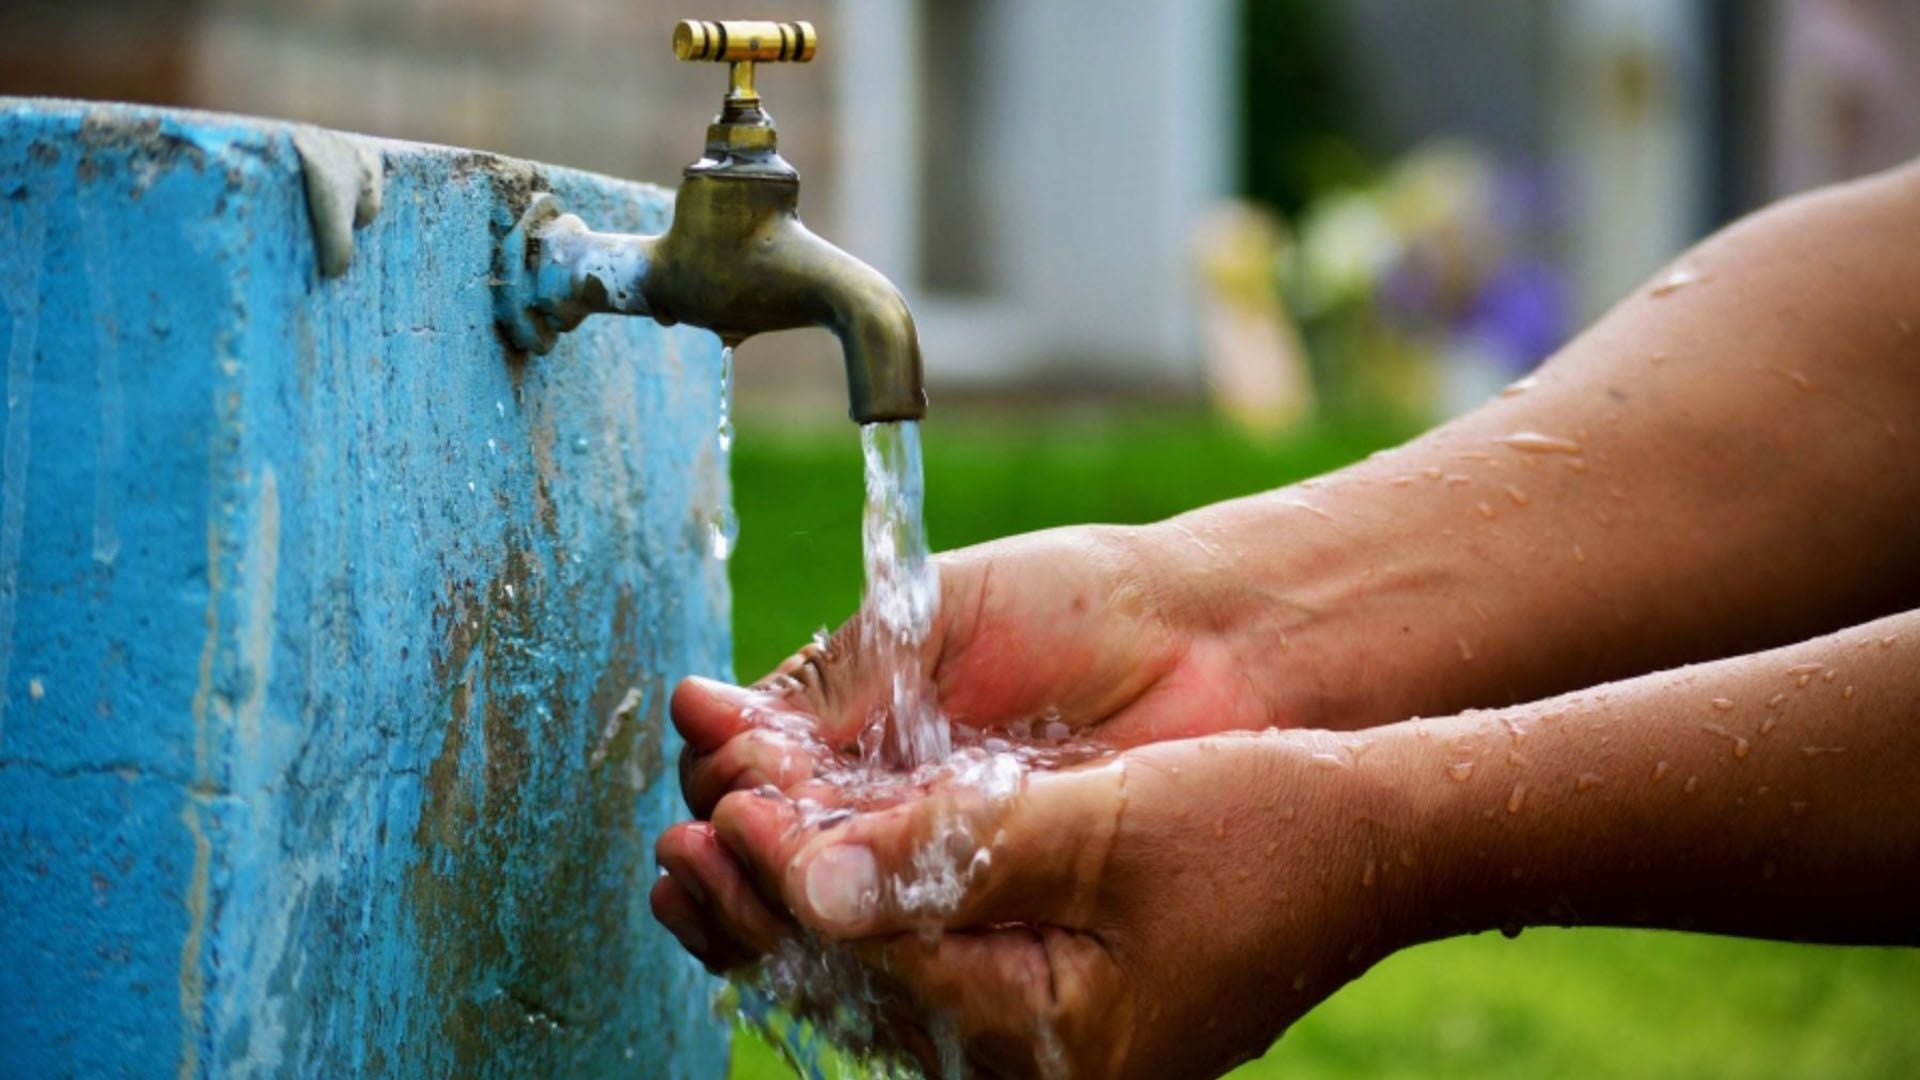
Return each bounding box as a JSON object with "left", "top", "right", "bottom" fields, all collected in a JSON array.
[
  {"left": 707, "top": 347, "right": 740, "bottom": 561},
  {"left": 728, "top": 420, "right": 1091, "bottom": 1077},
  {"left": 717, "top": 345, "right": 736, "bottom": 453},
  {"left": 857, "top": 420, "right": 948, "bottom": 768}
]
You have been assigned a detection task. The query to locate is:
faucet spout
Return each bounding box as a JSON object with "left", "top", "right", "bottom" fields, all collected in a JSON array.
[
  {"left": 652, "top": 204, "right": 923, "bottom": 423},
  {"left": 493, "top": 18, "right": 925, "bottom": 425},
  {"left": 790, "top": 230, "right": 924, "bottom": 424}
]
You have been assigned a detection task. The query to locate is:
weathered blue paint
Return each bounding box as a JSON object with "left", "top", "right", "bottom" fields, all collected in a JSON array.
[{"left": 0, "top": 99, "right": 732, "bottom": 1077}]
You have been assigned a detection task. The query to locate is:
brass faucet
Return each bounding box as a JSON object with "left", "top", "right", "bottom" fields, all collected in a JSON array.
[{"left": 495, "top": 19, "right": 926, "bottom": 424}]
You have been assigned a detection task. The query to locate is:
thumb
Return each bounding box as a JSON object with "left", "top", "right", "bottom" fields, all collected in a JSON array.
[{"left": 712, "top": 757, "right": 1125, "bottom": 941}]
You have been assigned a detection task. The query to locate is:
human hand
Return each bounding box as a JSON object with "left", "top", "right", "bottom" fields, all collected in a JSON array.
[
  {"left": 673, "top": 729, "right": 1419, "bottom": 1078},
  {"left": 672, "top": 523, "right": 1304, "bottom": 822}
]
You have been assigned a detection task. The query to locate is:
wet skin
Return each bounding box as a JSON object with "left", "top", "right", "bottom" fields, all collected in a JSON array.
[{"left": 654, "top": 160, "right": 1920, "bottom": 1075}]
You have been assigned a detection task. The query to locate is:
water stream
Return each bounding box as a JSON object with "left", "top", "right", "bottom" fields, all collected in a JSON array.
[
  {"left": 855, "top": 421, "right": 948, "bottom": 769},
  {"left": 726, "top": 416, "right": 1085, "bottom": 1077}
]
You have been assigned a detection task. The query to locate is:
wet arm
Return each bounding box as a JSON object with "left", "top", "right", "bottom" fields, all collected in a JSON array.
[
  {"left": 1375, "top": 608, "right": 1920, "bottom": 945},
  {"left": 1161, "top": 160, "right": 1920, "bottom": 728}
]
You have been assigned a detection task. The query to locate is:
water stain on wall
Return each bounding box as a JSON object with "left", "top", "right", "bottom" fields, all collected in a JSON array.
[{"left": 408, "top": 532, "right": 665, "bottom": 1073}]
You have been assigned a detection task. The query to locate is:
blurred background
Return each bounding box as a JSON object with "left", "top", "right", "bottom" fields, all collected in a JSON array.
[{"left": 8, "top": 0, "right": 1920, "bottom": 1075}]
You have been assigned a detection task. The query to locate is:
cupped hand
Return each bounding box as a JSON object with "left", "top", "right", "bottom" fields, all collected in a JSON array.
[
  {"left": 672, "top": 730, "right": 1421, "bottom": 1078},
  {"left": 672, "top": 522, "right": 1297, "bottom": 822}
]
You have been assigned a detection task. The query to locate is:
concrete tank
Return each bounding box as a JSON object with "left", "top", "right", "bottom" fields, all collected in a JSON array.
[{"left": 0, "top": 99, "right": 731, "bottom": 1077}]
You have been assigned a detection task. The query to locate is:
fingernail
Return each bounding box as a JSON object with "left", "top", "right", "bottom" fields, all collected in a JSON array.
[
  {"left": 686, "top": 675, "right": 746, "bottom": 699},
  {"left": 805, "top": 845, "right": 879, "bottom": 929}
]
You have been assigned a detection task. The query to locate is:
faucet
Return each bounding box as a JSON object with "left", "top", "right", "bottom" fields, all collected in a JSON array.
[{"left": 495, "top": 18, "right": 926, "bottom": 424}]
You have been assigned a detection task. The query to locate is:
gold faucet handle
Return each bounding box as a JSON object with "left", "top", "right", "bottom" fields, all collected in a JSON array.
[{"left": 672, "top": 19, "right": 816, "bottom": 64}]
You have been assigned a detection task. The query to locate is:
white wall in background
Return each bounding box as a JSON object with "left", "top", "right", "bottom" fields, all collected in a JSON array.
[
  {"left": 1552, "top": 0, "right": 1710, "bottom": 320},
  {"left": 835, "top": 0, "right": 1234, "bottom": 389}
]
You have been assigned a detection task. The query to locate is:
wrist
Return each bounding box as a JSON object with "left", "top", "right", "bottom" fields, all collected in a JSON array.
[{"left": 1151, "top": 491, "right": 1477, "bottom": 731}]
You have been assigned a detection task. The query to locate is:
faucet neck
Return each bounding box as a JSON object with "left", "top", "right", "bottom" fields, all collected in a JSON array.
[{"left": 693, "top": 79, "right": 797, "bottom": 181}]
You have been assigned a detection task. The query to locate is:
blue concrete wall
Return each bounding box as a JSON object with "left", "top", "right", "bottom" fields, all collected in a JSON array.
[{"left": 0, "top": 99, "right": 731, "bottom": 1077}]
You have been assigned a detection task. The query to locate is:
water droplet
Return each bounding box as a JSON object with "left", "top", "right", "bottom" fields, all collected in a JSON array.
[
  {"left": 1841, "top": 684, "right": 1855, "bottom": 701},
  {"left": 1446, "top": 761, "right": 1476, "bottom": 783},
  {"left": 1650, "top": 351, "right": 1668, "bottom": 365},
  {"left": 1649, "top": 266, "right": 1704, "bottom": 296},
  {"left": 1506, "top": 781, "right": 1528, "bottom": 814},
  {"left": 1500, "top": 715, "right": 1526, "bottom": 745},
  {"left": 1498, "top": 432, "right": 1585, "bottom": 455},
  {"left": 1476, "top": 500, "right": 1495, "bottom": 519},
  {"left": 1457, "top": 637, "right": 1475, "bottom": 662},
  {"left": 1700, "top": 722, "right": 1750, "bottom": 759},
  {"left": 1575, "top": 772, "right": 1604, "bottom": 792},
  {"left": 1800, "top": 745, "right": 1845, "bottom": 757},
  {"left": 1389, "top": 475, "right": 1413, "bottom": 487},
  {"left": 27, "top": 677, "right": 44, "bottom": 700},
  {"left": 708, "top": 506, "right": 739, "bottom": 561},
  {"left": 495, "top": 400, "right": 506, "bottom": 417},
  {"left": 1291, "top": 973, "right": 1308, "bottom": 991},
  {"left": 1651, "top": 760, "right": 1672, "bottom": 782},
  {"left": 1421, "top": 467, "right": 1443, "bottom": 481},
  {"left": 1572, "top": 543, "right": 1587, "bottom": 564},
  {"left": 1711, "top": 697, "right": 1734, "bottom": 711},
  {"left": 1445, "top": 474, "right": 1472, "bottom": 487},
  {"left": 1683, "top": 775, "right": 1700, "bottom": 795},
  {"left": 1277, "top": 806, "right": 1297, "bottom": 822},
  {"left": 1280, "top": 497, "right": 1335, "bottom": 522},
  {"left": 1822, "top": 668, "right": 1837, "bottom": 682},
  {"left": 1759, "top": 715, "right": 1777, "bottom": 736},
  {"left": 1504, "top": 484, "right": 1530, "bottom": 507},
  {"left": 1500, "top": 375, "right": 1539, "bottom": 397},
  {"left": 1790, "top": 800, "right": 1808, "bottom": 815},
  {"left": 1361, "top": 860, "right": 1377, "bottom": 887},
  {"left": 1765, "top": 692, "right": 1785, "bottom": 709},
  {"left": 1884, "top": 635, "right": 1899, "bottom": 649},
  {"left": 1777, "top": 368, "right": 1814, "bottom": 391}
]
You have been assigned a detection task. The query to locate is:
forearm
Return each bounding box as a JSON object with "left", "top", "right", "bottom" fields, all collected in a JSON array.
[
  {"left": 1164, "top": 161, "right": 1920, "bottom": 728},
  {"left": 1383, "top": 607, "right": 1920, "bottom": 946}
]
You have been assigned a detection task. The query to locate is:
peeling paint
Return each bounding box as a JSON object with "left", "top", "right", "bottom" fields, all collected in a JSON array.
[{"left": 292, "top": 126, "right": 384, "bottom": 279}]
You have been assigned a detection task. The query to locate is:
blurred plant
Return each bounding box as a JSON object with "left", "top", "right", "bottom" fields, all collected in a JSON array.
[
  {"left": 1277, "top": 140, "right": 1571, "bottom": 420},
  {"left": 1192, "top": 202, "right": 1314, "bottom": 438}
]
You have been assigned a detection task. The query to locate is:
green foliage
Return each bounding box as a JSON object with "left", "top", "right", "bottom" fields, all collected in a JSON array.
[
  {"left": 725, "top": 408, "right": 1920, "bottom": 1077},
  {"left": 1238, "top": 0, "right": 1370, "bottom": 216}
]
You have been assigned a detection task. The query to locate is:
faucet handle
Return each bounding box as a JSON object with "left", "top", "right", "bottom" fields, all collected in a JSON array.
[{"left": 672, "top": 19, "right": 816, "bottom": 64}]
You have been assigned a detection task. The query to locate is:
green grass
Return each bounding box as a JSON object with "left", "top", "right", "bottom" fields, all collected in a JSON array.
[{"left": 724, "top": 406, "right": 1920, "bottom": 1078}]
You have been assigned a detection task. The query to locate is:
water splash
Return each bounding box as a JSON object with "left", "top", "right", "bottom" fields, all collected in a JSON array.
[{"left": 727, "top": 421, "right": 1117, "bottom": 1075}]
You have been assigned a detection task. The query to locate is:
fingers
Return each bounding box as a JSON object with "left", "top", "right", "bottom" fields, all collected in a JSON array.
[
  {"left": 670, "top": 676, "right": 781, "bottom": 754},
  {"left": 680, "top": 726, "right": 826, "bottom": 820},
  {"left": 653, "top": 821, "right": 796, "bottom": 971},
  {"left": 712, "top": 762, "right": 1124, "bottom": 941}
]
